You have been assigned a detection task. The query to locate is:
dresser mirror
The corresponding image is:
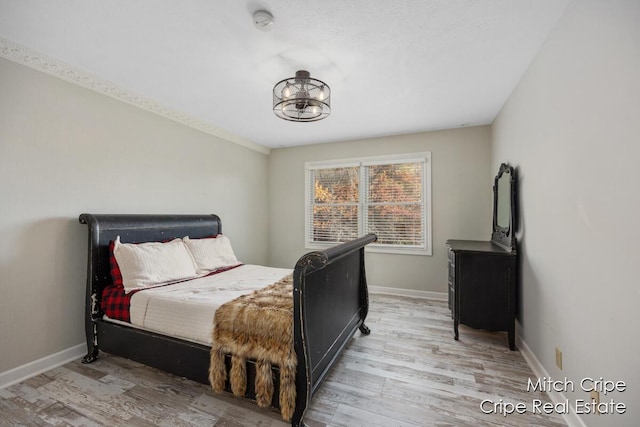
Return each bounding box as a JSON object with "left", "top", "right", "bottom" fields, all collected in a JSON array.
[{"left": 491, "top": 163, "right": 517, "bottom": 251}]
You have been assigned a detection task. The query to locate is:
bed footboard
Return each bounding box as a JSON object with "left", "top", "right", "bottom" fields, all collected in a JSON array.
[{"left": 291, "top": 233, "right": 377, "bottom": 427}]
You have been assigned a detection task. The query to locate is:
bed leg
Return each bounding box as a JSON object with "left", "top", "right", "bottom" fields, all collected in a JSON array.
[
  {"left": 291, "top": 412, "right": 308, "bottom": 427},
  {"left": 82, "top": 323, "right": 99, "bottom": 364},
  {"left": 82, "top": 348, "right": 99, "bottom": 364},
  {"left": 359, "top": 324, "right": 371, "bottom": 335},
  {"left": 290, "top": 418, "right": 308, "bottom": 427}
]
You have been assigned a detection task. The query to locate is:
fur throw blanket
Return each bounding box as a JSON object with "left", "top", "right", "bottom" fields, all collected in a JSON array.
[{"left": 208, "top": 274, "right": 297, "bottom": 421}]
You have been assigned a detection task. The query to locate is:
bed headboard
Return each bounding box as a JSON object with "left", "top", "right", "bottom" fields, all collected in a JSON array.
[{"left": 79, "top": 214, "right": 222, "bottom": 319}]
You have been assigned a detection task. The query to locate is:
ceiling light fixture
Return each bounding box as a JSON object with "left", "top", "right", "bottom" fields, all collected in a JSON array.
[{"left": 273, "top": 70, "right": 331, "bottom": 122}]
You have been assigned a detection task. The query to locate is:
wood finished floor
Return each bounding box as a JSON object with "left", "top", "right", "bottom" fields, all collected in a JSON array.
[{"left": 0, "top": 294, "right": 566, "bottom": 427}]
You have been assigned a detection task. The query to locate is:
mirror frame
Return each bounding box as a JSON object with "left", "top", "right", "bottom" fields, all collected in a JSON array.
[{"left": 491, "top": 163, "right": 517, "bottom": 250}]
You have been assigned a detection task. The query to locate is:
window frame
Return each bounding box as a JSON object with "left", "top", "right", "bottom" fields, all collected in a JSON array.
[{"left": 305, "top": 152, "right": 432, "bottom": 256}]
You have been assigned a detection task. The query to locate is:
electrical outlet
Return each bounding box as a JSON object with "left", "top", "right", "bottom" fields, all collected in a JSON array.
[
  {"left": 591, "top": 390, "right": 600, "bottom": 415},
  {"left": 555, "top": 348, "right": 563, "bottom": 370}
]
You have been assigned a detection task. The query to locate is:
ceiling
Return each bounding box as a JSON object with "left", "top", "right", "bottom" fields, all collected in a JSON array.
[{"left": 0, "top": 1, "right": 570, "bottom": 150}]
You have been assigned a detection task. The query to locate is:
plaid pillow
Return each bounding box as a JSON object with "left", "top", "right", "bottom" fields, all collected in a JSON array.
[
  {"left": 109, "top": 240, "right": 124, "bottom": 287},
  {"left": 102, "top": 240, "right": 130, "bottom": 321},
  {"left": 101, "top": 285, "right": 138, "bottom": 322}
]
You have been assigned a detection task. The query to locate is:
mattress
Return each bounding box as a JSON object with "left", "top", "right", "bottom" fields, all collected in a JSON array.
[{"left": 105, "top": 264, "right": 292, "bottom": 346}]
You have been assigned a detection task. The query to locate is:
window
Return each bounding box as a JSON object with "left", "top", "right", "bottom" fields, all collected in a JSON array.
[{"left": 305, "top": 152, "right": 432, "bottom": 255}]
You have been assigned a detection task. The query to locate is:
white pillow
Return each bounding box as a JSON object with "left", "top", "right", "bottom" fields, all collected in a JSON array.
[
  {"left": 183, "top": 235, "right": 240, "bottom": 274},
  {"left": 113, "top": 236, "right": 199, "bottom": 293}
]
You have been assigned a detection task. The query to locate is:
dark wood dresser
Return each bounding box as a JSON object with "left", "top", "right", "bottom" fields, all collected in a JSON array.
[
  {"left": 446, "top": 239, "right": 516, "bottom": 350},
  {"left": 447, "top": 163, "right": 518, "bottom": 350}
]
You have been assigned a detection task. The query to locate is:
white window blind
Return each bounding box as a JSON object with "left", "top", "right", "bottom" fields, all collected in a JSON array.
[
  {"left": 310, "top": 166, "right": 359, "bottom": 243},
  {"left": 305, "top": 153, "right": 432, "bottom": 255}
]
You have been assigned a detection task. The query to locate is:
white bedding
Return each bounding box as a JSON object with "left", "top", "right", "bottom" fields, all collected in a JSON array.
[{"left": 123, "top": 264, "right": 292, "bottom": 345}]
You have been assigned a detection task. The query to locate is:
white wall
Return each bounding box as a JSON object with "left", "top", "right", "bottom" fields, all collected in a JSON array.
[
  {"left": 268, "top": 127, "right": 492, "bottom": 292},
  {"left": 492, "top": 1, "right": 640, "bottom": 425},
  {"left": 0, "top": 58, "right": 270, "bottom": 373}
]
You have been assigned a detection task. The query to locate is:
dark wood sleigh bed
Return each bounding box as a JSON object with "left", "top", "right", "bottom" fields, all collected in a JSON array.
[{"left": 79, "top": 213, "right": 376, "bottom": 427}]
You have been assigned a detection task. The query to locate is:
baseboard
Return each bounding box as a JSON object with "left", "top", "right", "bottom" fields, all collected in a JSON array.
[
  {"left": 0, "top": 343, "right": 86, "bottom": 390},
  {"left": 517, "top": 337, "right": 586, "bottom": 427},
  {"left": 369, "top": 285, "right": 447, "bottom": 300}
]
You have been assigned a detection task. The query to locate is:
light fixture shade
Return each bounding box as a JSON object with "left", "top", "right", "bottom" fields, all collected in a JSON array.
[{"left": 273, "top": 70, "right": 331, "bottom": 122}]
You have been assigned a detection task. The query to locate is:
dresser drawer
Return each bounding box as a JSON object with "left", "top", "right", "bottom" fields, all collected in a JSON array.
[{"left": 447, "top": 248, "right": 456, "bottom": 312}]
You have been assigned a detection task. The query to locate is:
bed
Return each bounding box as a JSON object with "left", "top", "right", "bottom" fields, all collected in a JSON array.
[{"left": 79, "top": 213, "right": 376, "bottom": 427}]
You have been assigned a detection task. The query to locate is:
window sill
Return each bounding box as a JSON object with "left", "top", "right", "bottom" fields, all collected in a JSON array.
[{"left": 305, "top": 242, "right": 432, "bottom": 256}]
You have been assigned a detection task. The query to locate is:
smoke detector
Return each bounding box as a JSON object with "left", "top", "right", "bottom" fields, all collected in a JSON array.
[{"left": 253, "top": 10, "right": 274, "bottom": 32}]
